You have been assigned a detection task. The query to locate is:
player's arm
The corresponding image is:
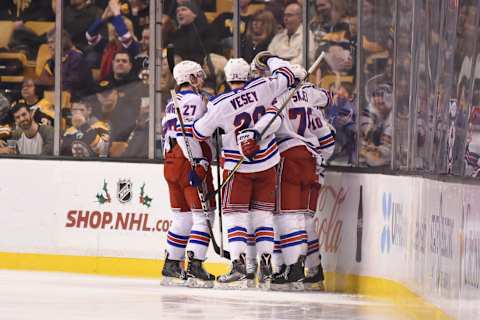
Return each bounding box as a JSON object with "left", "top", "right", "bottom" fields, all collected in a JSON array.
[
  {"left": 191, "top": 101, "right": 221, "bottom": 142},
  {"left": 313, "top": 111, "right": 336, "bottom": 161},
  {"left": 253, "top": 52, "right": 295, "bottom": 97}
]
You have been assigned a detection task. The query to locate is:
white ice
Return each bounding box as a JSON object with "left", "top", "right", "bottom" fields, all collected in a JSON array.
[{"left": 0, "top": 270, "right": 413, "bottom": 320}]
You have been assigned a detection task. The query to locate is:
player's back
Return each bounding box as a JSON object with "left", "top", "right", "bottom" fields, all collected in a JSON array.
[
  {"left": 207, "top": 77, "right": 282, "bottom": 172},
  {"left": 276, "top": 83, "right": 334, "bottom": 157},
  {"left": 162, "top": 90, "right": 207, "bottom": 155}
]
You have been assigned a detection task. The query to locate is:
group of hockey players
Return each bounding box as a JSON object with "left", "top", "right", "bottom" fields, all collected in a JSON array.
[{"left": 160, "top": 51, "right": 335, "bottom": 291}]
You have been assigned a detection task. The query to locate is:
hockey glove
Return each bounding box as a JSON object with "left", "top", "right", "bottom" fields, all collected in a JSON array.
[
  {"left": 253, "top": 51, "right": 278, "bottom": 72},
  {"left": 189, "top": 158, "right": 209, "bottom": 187},
  {"left": 237, "top": 129, "right": 260, "bottom": 160}
]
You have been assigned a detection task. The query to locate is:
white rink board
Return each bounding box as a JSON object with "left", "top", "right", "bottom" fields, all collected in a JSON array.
[{"left": 0, "top": 159, "right": 479, "bottom": 319}]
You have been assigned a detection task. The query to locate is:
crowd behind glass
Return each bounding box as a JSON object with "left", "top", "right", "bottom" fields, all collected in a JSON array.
[{"left": 0, "top": 0, "right": 479, "bottom": 178}]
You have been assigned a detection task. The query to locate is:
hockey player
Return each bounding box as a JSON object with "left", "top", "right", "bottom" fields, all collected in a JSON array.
[
  {"left": 271, "top": 64, "right": 335, "bottom": 291},
  {"left": 161, "top": 60, "right": 216, "bottom": 288},
  {"left": 191, "top": 53, "right": 295, "bottom": 288}
]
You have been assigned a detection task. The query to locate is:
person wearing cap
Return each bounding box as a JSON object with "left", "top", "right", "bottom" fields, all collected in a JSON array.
[
  {"left": 171, "top": 1, "right": 212, "bottom": 65},
  {"left": 95, "top": 79, "right": 140, "bottom": 157}
]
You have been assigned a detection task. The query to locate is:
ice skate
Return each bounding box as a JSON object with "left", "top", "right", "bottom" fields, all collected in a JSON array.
[
  {"left": 304, "top": 263, "right": 325, "bottom": 291},
  {"left": 161, "top": 252, "right": 187, "bottom": 287},
  {"left": 270, "top": 255, "right": 305, "bottom": 291},
  {"left": 185, "top": 251, "right": 215, "bottom": 288},
  {"left": 215, "top": 253, "right": 250, "bottom": 289},
  {"left": 257, "top": 253, "right": 272, "bottom": 290}
]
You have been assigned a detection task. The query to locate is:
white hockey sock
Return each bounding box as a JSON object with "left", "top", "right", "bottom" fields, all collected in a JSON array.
[
  {"left": 166, "top": 211, "right": 193, "bottom": 261},
  {"left": 224, "top": 212, "right": 249, "bottom": 261},
  {"left": 186, "top": 211, "right": 213, "bottom": 261},
  {"left": 246, "top": 218, "right": 257, "bottom": 271},
  {"left": 276, "top": 213, "right": 307, "bottom": 265},
  {"left": 272, "top": 227, "right": 284, "bottom": 269},
  {"left": 305, "top": 214, "right": 320, "bottom": 268},
  {"left": 251, "top": 210, "right": 274, "bottom": 256}
]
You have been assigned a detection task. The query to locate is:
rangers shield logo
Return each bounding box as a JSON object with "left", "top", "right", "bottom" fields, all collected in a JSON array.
[{"left": 117, "top": 179, "right": 133, "bottom": 203}]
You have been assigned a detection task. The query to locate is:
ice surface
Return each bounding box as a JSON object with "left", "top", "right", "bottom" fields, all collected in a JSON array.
[{"left": 0, "top": 270, "right": 412, "bottom": 320}]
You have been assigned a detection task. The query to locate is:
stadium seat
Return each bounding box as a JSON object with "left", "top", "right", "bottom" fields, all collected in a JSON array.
[
  {"left": 0, "top": 21, "right": 15, "bottom": 49},
  {"left": 35, "top": 43, "right": 52, "bottom": 77},
  {"left": 24, "top": 21, "right": 54, "bottom": 36}
]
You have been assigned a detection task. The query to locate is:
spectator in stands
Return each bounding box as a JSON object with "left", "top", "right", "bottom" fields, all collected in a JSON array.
[
  {"left": 310, "top": 0, "right": 333, "bottom": 43},
  {"left": 86, "top": 0, "right": 140, "bottom": 79},
  {"left": 209, "top": 0, "right": 252, "bottom": 57},
  {"left": 325, "top": 81, "right": 356, "bottom": 164},
  {"left": 64, "top": 0, "right": 103, "bottom": 66},
  {"left": 164, "top": 0, "right": 208, "bottom": 26},
  {"left": 0, "top": 0, "right": 55, "bottom": 21},
  {"left": 40, "top": 29, "right": 94, "bottom": 98},
  {"left": 268, "top": 2, "right": 315, "bottom": 65},
  {"left": 203, "top": 53, "right": 228, "bottom": 94},
  {"left": 171, "top": 1, "right": 211, "bottom": 64},
  {"left": 122, "top": 97, "right": 149, "bottom": 158},
  {"left": 20, "top": 79, "right": 54, "bottom": 127},
  {"left": 133, "top": 28, "right": 150, "bottom": 80},
  {"left": 0, "top": 94, "right": 13, "bottom": 147},
  {"left": 240, "top": 9, "right": 277, "bottom": 63},
  {"left": 107, "top": 51, "right": 137, "bottom": 87},
  {"left": 0, "top": 101, "right": 53, "bottom": 155},
  {"left": 360, "top": 84, "right": 393, "bottom": 167},
  {"left": 61, "top": 97, "right": 110, "bottom": 157},
  {"left": 95, "top": 79, "right": 140, "bottom": 157}
]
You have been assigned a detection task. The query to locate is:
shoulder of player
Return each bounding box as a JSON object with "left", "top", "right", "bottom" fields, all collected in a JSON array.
[
  {"left": 178, "top": 90, "right": 203, "bottom": 104},
  {"left": 208, "top": 89, "right": 238, "bottom": 106}
]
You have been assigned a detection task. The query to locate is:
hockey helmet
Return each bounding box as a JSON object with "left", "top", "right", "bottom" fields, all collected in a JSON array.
[
  {"left": 290, "top": 64, "right": 307, "bottom": 80},
  {"left": 225, "top": 58, "right": 250, "bottom": 82},
  {"left": 173, "top": 60, "right": 206, "bottom": 86}
]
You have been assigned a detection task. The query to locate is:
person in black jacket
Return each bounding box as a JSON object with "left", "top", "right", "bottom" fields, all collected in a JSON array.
[{"left": 171, "top": 1, "right": 211, "bottom": 64}]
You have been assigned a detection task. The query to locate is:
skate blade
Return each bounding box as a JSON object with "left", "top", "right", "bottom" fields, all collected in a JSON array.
[
  {"left": 214, "top": 280, "right": 249, "bottom": 290},
  {"left": 161, "top": 276, "right": 188, "bottom": 287},
  {"left": 304, "top": 282, "right": 325, "bottom": 291},
  {"left": 186, "top": 277, "right": 214, "bottom": 288}
]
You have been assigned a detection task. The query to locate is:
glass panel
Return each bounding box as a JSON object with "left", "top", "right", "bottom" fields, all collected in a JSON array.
[
  {"left": 430, "top": 1, "right": 459, "bottom": 174},
  {"left": 393, "top": 0, "right": 414, "bottom": 169},
  {"left": 464, "top": 2, "right": 480, "bottom": 178},
  {"left": 358, "top": 0, "right": 395, "bottom": 167},
  {"left": 308, "top": 0, "right": 358, "bottom": 165},
  {"left": 0, "top": 1, "right": 56, "bottom": 157},
  {"left": 60, "top": 0, "right": 150, "bottom": 159},
  {"left": 446, "top": 0, "right": 479, "bottom": 175},
  {"left": 412, "top": 0, "right": 442, "bottom": 171}
]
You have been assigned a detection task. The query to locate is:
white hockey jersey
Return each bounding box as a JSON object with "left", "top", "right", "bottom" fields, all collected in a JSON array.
[
  {"left": 192, "top": 57, "right": 295, "bottom": 173},
  {"left": 275, "top": 83, "right": 335, "bottom": 161},
  {"left": 162, "top": 90, "right": 209, "bottom": 160}
]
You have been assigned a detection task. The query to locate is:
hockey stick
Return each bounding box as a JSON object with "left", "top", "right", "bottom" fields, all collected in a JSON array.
[
  {"left": 214, "top": 128, "right": 225, "bottom": 257},
  {"left": 204, "top": 52, "right": 327, "bottom": 201},
  {"left": 170, "top": 89, "right": 231, "bottom": 260}
]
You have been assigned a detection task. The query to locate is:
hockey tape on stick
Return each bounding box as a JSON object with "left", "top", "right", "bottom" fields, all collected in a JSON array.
[
  {"left": 170, "top": 89, "right": 231, "bottom": 260},
  {"left": 205, "top": 52, "right": 327, "bottom": 201}
]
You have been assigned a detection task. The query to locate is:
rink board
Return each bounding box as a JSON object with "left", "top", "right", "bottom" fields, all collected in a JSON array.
[{"left": 0, "top": 159, "right": 479, "bottom": 320}]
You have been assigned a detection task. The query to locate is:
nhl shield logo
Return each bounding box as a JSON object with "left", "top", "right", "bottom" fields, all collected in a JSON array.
[{"left": 117, "top": 179, "right": 133, "bottom": 203}]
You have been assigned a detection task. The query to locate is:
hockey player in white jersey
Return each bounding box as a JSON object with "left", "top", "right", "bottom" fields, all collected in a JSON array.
[
  {"left": 271, "top": 64, "right": 335, "bottom": 291},
  {"left": 161, "top": 60, "right": 216, "bottom": 288},
  {"left": 192, "top": 52, "right": 295, "bottom": 288}
]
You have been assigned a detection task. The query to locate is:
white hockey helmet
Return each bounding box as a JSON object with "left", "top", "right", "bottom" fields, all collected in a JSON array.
[
  {"left": 290, "top": 64, "right": 307, "bottom": 80},
  {"left": 224, "top": 58, "right": 250, "bottom": 82},
  {"left": 173, "top": 60, "right": 206, "bottom": 86}
]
